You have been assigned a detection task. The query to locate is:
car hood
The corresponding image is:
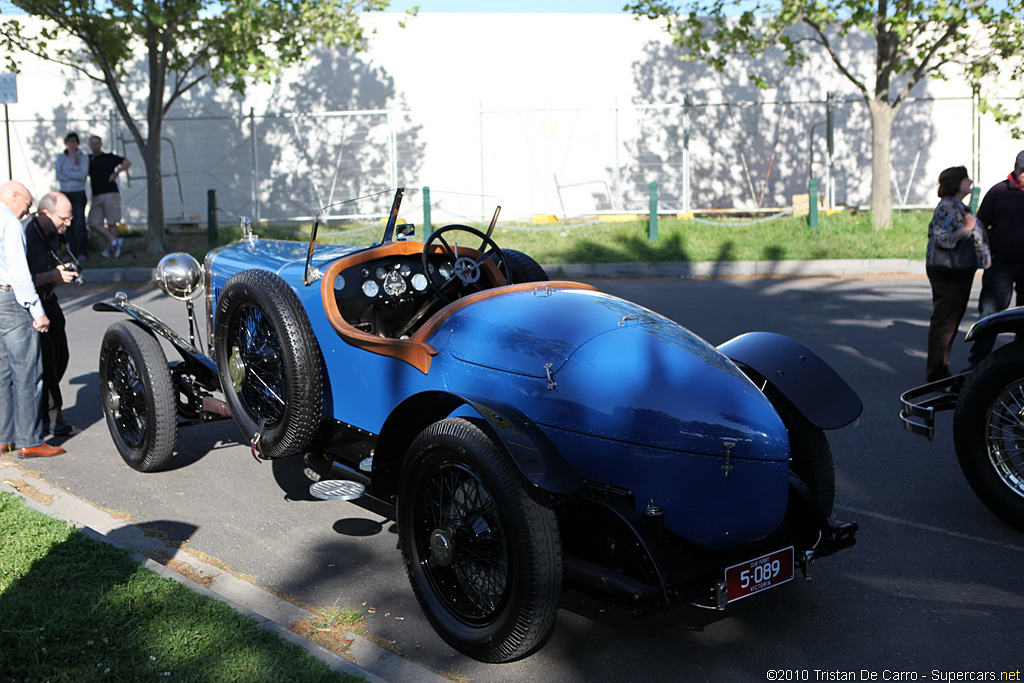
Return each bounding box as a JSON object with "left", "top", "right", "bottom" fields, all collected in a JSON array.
[{"left": 442, "top": 288, "right": 788, "bottom": 462}]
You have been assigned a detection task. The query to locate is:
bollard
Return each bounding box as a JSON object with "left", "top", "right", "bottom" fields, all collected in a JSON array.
[
  {"left": 808, "top": 179, "right": 819, "bottom": 229},
  {"left": 423, "top": 186, "right": 432, "bottom": 238},
  {"left": 207, "top": 189, "right": 217, "bottom": 246},
  {"left": 649, "top": 181, "right": 658, "bottom": 242}
]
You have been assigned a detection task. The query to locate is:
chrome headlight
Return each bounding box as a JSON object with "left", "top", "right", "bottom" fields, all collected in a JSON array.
[{"left": 155, "top": 252, "right": 205, "bottom": 301}]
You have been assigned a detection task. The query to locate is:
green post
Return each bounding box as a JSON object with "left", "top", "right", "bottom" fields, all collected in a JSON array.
[
  {"left": 648, "top": 182, "right": 658, "bottom": 242},
  {"left": 422, "top": 186, "right": 432, "bottom": 238},
  {"left": 207, "top": 189, "right": 217, "bottom": 246},
  {"left": 808, "top": 179, "right": 819, "bottom": 229},
  {"left": 970, "top": 185, "right": 981, "bottom": 213}
]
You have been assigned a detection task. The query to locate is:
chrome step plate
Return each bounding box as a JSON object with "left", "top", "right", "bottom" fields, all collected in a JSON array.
[{"left": 309, "top": 480, "right": 366, "bottom": 501}]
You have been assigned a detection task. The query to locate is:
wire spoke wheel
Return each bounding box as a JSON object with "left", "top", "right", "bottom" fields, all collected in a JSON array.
[
  {"left": 108, "top": 346, "right": 146, "bottom": 449},
  {"left": 415, "top": 462, "right": 510, "bottom": 622},
  {"left": 985, "top": 380, "right": 1024, "bottom": 498},
  {"left": 398, "top": 417, "right": 561, "bottom": 663},
  {"left": 228, "top": 303, "right": 286, "bottom": 427},
  {"left": 98, "top": 321, "right": 177, "bottom": 472},
  {"left": 954, "top": 340, "right": 1024, "bottom": 531}
]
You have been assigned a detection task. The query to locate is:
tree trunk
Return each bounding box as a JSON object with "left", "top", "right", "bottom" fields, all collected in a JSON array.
[
  {"left": 142, "top": 137, "right": 166, "bottom": 254},
  {"left": 867, "top": 97, "right": 898, "bottom": 230}
]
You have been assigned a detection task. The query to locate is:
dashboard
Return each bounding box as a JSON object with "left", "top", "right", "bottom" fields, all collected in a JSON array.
[{"left": 333, "top": 254, "right": 455, "bottom": 303}]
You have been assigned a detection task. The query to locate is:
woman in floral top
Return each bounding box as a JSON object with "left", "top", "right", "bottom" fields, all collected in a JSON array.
[{"left": 925, "top": 165, "right": 991, "bottom": 382}]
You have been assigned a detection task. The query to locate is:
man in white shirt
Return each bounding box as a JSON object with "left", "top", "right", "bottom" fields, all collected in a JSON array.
[{"left": 0, "top": 180, "right": 66, "bottom": 458}]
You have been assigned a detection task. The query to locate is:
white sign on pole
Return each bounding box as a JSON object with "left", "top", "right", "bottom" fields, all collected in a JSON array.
[{"left": 0, "top": 73, "right": 17, "bottom": 105}]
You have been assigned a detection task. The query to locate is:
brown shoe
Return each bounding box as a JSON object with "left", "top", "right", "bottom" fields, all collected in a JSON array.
[
  {"left": 0, "top": 444, "right": 13, "bottom": 453},
  {"left": 17, "top": 443, "right": 66, "bottom": 459}
]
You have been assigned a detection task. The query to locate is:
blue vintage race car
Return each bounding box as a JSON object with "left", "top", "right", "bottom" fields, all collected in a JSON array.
[{"left": 96, "top": 188, "right": 861, "bottom": 663}]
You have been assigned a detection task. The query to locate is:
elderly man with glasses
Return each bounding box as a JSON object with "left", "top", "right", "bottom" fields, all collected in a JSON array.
[
  {"left": 0, "top": 181, "right": 65, "bottom": 458},
  {"left": 26, "top": 191, "right": 80, "bottom": 439}
]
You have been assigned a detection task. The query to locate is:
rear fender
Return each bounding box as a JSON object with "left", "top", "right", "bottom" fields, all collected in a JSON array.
[
  {"left": 718, "top": 332, "right": 862, "bottom": 430},
  {"left": 965, "top": 306, "right": 1024, "bottom": 342},
  {"left": 372, "top": 391, "right": 582, "bottom": 499}
]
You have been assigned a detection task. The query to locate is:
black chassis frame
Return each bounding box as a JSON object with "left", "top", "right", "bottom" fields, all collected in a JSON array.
[
  {"left": 900, "top": 306, "right": 1024, "bottom": 440},
  {"left": 96, "top": 294, "right": 860, "bottom": 614}
]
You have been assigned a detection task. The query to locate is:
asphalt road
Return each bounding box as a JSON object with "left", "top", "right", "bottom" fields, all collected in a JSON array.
[{"left": 20, "top": 274, "right": 1024, "bottom": 682}]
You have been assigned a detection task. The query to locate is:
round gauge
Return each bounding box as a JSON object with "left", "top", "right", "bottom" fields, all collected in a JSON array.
[
  {"left": 399, "top": 263, "right": 412, "bottom": 277},
  {"left": 361, "top": 280, "right": 379, "bottom": 298},
  {"left": 383, "top": 270, "right": 407, "bottom": 297},
  {"left": 361, "top": 268, "right": 370, "bottom": 278},
  {"left": 411, "top": 273, "right": 429, "bottom": 292},
  {"left": 438, "top": 262, "right": 454, "bottom": 279},
  {"left": 333, "top": 275, "right": 346, "bottom": 291},
  {"left": 374, "top": 266, "right": 388, "bottom": 280}
]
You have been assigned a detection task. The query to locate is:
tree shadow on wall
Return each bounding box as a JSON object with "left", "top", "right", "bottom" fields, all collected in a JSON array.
[
  {"left": 28, "top": 48, "right": 425, "bottom": 223},
  {"left": 259, "top": 49, "right": 426, "bottom": 218},
  {"left": 619, "top": 33, "right": 937, "bottom": 212}
]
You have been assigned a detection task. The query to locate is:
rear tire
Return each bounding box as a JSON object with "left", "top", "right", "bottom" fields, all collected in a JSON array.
[
  {"left": 504, "top": 249, "right": 549, "bottom": 284},
  {"left": 99, "top": 321, "right": 177, "bottom": 472},
  {"left": 765, "top": 385, "right": 835, "bottom": 515},
  {"left": 397, "top": 417, "right": 562, "bottom": 662},
  {"left": 953, "top": 341, "right": 1024, "bottom": 531}
]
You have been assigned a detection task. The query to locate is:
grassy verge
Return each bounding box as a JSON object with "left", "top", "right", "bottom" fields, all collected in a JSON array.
[
  {"left": 0, "top": 490, "right": 363, "bottom": 683},
  {"left": 103, "top": 209, "right": 929, "bottom": 270}
]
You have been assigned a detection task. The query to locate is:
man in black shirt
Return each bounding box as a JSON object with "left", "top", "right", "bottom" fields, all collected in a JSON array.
[
  {"left": 25, "top": 192, "right": 79, "bottom": 437},
  {"left": 967, "top": 150, "right": 1024, "bottom": 368},
  {"left": 87, "top": 135, "right": 131, "bottom": 258}
]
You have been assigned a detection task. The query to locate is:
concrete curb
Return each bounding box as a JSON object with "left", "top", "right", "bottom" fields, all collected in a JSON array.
[
  {"left": 547, "top": 258, "right": 924, "bottom": 279},
  {"left": 79, "top": 259, "right": 927, "bottom": 284},
  {"left": 0, "top": 460, "right": 450, "bottom": 683}
]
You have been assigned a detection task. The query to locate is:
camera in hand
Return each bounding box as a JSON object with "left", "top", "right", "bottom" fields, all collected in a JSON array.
[{"left": 64, "top": 260, "right": 83, "bottom": 285}]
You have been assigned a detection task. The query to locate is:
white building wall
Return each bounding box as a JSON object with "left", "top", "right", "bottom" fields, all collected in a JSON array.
[{"left": 1, "top": 12, "right": 1020, "bottom": 224}]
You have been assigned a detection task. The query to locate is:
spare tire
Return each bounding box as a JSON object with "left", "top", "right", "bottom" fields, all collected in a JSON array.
[
  {"left": 215, "top": 269, "right": 322, "bottom": 459},
  {"left": 504, "top": 249, "right": 549, "bottom": 284}
]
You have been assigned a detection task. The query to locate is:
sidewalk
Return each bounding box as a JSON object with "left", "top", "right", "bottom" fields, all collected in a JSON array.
[
  {"left": 0, "top": 458, "right": 450, "bottom": 683},
  {"left": 79, "top": 258, "right": 927, "bottom": 284}
]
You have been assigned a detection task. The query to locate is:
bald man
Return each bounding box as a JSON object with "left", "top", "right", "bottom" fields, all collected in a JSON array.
[{"left": 0, "top": 181, "right": 65, "bottom": 458}]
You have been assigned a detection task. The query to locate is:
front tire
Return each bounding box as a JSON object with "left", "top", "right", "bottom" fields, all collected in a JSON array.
[
  {"left": 98, "top": 321, "right": 177, "bottom": 472},
  {"left": 215, "top": 270, "right": 322, "bottom": 459},
  {"left": 954, "top": 341, "right": 1024, "bottom": 531},
  {"left": 397, "top": 418, "right": 562, "bottom": 663}
]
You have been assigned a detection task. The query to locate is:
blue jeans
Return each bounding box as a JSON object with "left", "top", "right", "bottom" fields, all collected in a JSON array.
[
  {"left": 967, "top": 261, "right": 1024, "bottom": 368},
  {"left": 0, "top": 288, "right": 43, "bottom": 448}
]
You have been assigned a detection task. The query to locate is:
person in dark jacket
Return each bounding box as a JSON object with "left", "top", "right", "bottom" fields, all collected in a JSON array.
[
  {"left": 967, "top": 150, "right": 1024, "bottom": 369},
  {"left": 25, "top": 192, "right": 79, "bottom": 437}
]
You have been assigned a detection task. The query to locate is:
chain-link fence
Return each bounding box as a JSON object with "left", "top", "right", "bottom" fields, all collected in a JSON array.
[{"left": 3, "top": 93, "right": 1018, "bottom": 226}]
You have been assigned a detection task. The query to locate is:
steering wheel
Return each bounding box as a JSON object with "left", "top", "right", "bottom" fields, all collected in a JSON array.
[{"left": 422, "top": 224, "right": 512, "bottom": 304}]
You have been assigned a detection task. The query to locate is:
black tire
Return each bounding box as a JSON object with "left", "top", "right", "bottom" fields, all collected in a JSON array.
[
  {"left": 98, "top": 321, "right": 177, "bottom": 472},
  {"left": 215, "top": 270, "right": 322, "bottom": 459},
  {"left": 504, "top": 249, "right": 549, "bottom": 284},
  {"left": 765, "top": 385, "right": 835, "bottom": 515},
  {"left": 953, "top": 341, "right": 1024, "bottom": 531},
  {"left": 397, "top": 417, "right": 562, "bottom": 663}
]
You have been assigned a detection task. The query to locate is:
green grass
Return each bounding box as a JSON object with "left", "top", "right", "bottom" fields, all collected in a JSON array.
[
  {"left": 108, "top": 209, "right": 929, "bottom": 270},
  {"left": 0, "top": 490, "right": 363, "bottom": 683}
]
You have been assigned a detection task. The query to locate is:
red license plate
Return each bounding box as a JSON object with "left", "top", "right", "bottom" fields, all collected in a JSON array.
[{"left": 724, "top": 546, "right": 794, "bottom": 603}]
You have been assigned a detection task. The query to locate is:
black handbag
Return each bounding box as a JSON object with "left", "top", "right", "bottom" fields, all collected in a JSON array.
[{"left": 926, "top": 236, "right": 976, "bottom": 273}]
